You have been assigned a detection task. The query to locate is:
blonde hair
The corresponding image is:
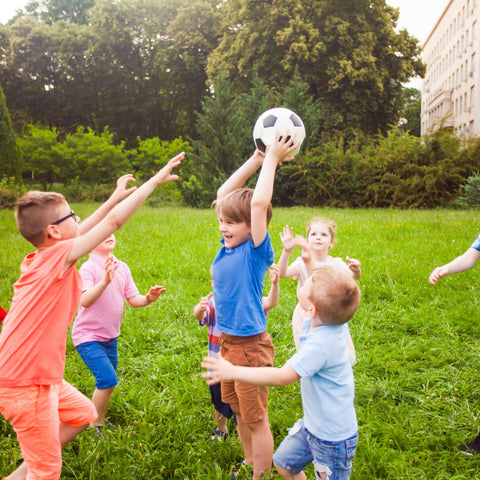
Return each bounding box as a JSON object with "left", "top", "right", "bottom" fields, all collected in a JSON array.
[
  {"left": 15, "top": 191, "right": 66, "bottom": 246},
  {"left": 306, "top": 218, "right": 337, "bottom": 243},
  {"left": 309, "top": 266, "right": 360, "bottom": 326},
  {"left": 214, "top": 188, "right": 272, "bottom": 228}
]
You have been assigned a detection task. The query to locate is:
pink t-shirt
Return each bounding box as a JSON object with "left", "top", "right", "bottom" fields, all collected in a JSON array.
[
  {"left": 71, "top": 253, "right": 139, "bottom": 347},
  {"left": 0, "top": 240, "right": 81, "bottom": 387}
]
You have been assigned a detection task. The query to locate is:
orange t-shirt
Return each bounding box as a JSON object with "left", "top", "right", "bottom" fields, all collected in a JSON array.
[{"left": 0, "top": 240, "right": 81, "bottom": 387}]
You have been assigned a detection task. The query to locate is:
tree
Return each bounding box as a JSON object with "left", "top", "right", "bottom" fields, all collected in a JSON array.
[
  {"left": 0, "top": 85, "right": 22, "bottom": 180},
  {"left": 399, "top": 87, "right": 421, "bottom": 137},
  {"left": 207, "top": 0, "right": 425, "bottom": 141}
]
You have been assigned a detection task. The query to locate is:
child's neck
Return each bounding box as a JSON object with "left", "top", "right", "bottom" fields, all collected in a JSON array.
[{"left": 311, "top": 250, "right": 329, "bottom": 263}]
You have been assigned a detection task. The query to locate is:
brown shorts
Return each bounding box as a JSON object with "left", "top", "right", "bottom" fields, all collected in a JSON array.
[{"left": 220, "top": 331, "right": 275, "bottom": 424}]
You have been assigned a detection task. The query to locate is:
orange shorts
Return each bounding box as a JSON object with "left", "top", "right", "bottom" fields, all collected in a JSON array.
[
  {"left": 0, "top": 380, "right": 96, "bottom": 480},
  {"left": 220, "top": 331, "right": 274, "bottom": 424}
]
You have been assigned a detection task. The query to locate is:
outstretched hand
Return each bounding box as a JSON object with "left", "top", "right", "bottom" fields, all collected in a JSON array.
[
  {"left": 429, "top": 266, "right": 447, "bottom": 285},
  {"left": 153, "top": 152, "right": 185, "bottom": 185},
  {"left": 146, "top": 285, "right": 166, "bottom": 303},
  {"left": 266, "top": 131, "right": 300, "bottom": 164},
  {"left": 267, "top": 264, "right": 279, "bottom": 285},
  {"left": 110, "top": 174, "right": 137, "bottom": 203},
  {"left": 201, "top": 353, "right": 234, "bottom": 386},
  {"left": 280, "top": 225, "right": 296, "bottom": 251},
  {"left": 346, "top": 256, "right": 361, "bottom": 275},
  {"left": 102, "top": 255, "right": 118, "bottom": 286}
]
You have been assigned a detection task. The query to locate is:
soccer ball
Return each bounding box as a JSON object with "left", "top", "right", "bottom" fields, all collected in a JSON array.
[{"left": 253, "top": 107, "right": 306, "bottom": 156}]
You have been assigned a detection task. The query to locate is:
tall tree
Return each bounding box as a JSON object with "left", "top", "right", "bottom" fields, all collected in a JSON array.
[
  {"left": 207, "top": 0, "right": 425, "bottom": 140},
  {"left": 0, "top": 85, "right": 22, "bottom": 180}
]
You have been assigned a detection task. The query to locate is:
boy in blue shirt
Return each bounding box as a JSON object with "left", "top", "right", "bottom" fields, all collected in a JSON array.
[
  {"left": 202, "top": 263, "right": 361, "bottom": 480},
  {"left": 211, "top": 133, "right": 298, "bottom": 478}
]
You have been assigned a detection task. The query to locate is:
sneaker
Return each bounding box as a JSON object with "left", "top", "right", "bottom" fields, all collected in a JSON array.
[
  {"left": 211, "top": 429, "right": 227, "bottom": 441},
  {"left": 460, "top": 432, "right": 480, "bottom": 455}
]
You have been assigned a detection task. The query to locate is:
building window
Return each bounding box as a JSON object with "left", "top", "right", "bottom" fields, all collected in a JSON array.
[
  {"left": 474, "top": 21, "right": 477, "bottom": 39},
  {"left": 471, "top": 85, "right": 475, "bottom": 106},
  {"left": 470, "top": 120, "right": 475, "bottom": 136}
]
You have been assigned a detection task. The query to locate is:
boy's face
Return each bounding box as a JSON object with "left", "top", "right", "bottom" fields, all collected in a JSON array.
[
  {"left": 50, "top": 202, "right": 79, "bottom": 240},
  {"left": 92, "top": 234, "right": 116, "bottom": 256},
  {"left": 298, "top": 275, "right": 314, "bottom": 312},
  {"left": 217, "top": 214, "right": 251, "bottom": 249},
  {"left": 307, "top": 223, "right": 334, "bottom": 252}
]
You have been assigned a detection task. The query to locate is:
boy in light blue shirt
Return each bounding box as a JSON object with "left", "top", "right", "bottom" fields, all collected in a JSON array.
[{"left": 202, "top": 263, "right": 361, "bottom": 480}]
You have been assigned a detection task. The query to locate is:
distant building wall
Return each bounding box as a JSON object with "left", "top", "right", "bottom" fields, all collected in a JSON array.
[{"left": 421, "top": 0, "right": 480, "bottom": 137}]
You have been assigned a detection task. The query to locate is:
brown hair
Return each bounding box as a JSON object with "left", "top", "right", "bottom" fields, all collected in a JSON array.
[
  {"left": 15, "top": 191, "right": 66, "bottom": 246},
  {"left": 309, "top": 266, "right": 360, "bottom": 326},
  {"left": 306, "top": 218, "right": 337, "bottom": 244},
  {"left": 214, "top": 188, "right": 273, "bottom": 228}
]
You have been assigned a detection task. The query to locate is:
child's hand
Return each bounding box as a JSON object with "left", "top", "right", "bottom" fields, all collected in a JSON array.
[
  {"left": 251, "top": 148, "right": 266, "bottom": 165},
  {"left": 198, "top": 292, "right": 213, "bottom": 312},
  {"left": 201, "top": 353, "right": 234, "bottom": 385},
  {"left": 346, "top": 256, "right": 361, "bottom": 275},
  {"left": 280, "top": 225, "right": 296, "bottom": 252},
  {"left": 152, "top": 152, "right": 185, "bottom": 185},
  {"left": 146, "top": 285, "right": 166, "bottom": 303},
  {"left": 268, "top": 264, "right": 279, "bottom": 285},
  {"left": 429, "top": 266, "right": 448, "bottom": 285},
  {"left": 110, "top": 174, "right": 137, "bottom": 203},
  {"left": 266, "top": 131, "right": 300, "bottom": 165},
  {"left": 101, "top": 255, "right": 118, "bottom": 286}
]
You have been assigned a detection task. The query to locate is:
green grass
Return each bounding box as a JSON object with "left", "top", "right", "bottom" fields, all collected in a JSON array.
[{"left": 2, "top": 206, "right": 480, "bottom": 479}]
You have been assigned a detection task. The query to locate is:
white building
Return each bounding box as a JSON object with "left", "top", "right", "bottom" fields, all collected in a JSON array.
[{"left": 421, "top": 0, "right": 480, "bottom": 137}]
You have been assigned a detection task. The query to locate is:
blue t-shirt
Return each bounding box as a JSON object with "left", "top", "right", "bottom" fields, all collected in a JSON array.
[
  {"left": 287, "top": 318, "right": 358, "bottom": 442},
  {"left": 212, "top": 233, "right": 274, "bottom": 336},
  {"left": 471, "top": 233, "right": 480, "bottom": 251}
]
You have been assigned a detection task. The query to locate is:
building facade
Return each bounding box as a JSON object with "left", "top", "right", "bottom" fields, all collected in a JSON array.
[{"left": 421, "top": 0, "right": 480, "bottom": 137}]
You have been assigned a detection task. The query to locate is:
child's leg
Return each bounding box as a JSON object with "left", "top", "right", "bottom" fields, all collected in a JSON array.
[
  {"left": 214, "top": 410, "right": 228, "bottom": 434},
  {"left": 75, "top": 339, "right": 118, "bottom": 426},
  {"left": 92, "top": 386, "right": 116, "bottom": 425},
  {"left": 237, "top": 414, "right": 274, "bottom": 478}
]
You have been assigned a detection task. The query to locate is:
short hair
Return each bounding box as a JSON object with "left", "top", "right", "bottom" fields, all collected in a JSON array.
[
  {"left": 309, "top": 265, "right": 360, "bottom": 326},
  {"left": 306, "top": 217, "right": 337, "bottom": 243},
  {"left": 214, "top": 188, "right": 273, "bottom": 228},
  {"left": 15, "top": 191, "right": 66, "bottom": 246}
]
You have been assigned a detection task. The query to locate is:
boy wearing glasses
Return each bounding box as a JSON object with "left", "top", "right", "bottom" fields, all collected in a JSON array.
[
  {"left": 0, "top": 154, "right": 183, "bottom": 480},
  {"left": 72, "top": 233, "right": 165, "bottom": 436}
]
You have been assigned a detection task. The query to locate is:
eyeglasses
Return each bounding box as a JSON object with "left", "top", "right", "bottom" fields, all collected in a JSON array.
[{"left": 52, "top": 210, "right": 76, "bottom": 225}]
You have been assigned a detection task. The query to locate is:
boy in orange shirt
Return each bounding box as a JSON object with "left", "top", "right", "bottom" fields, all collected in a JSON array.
[{"left": 0, "top": 153, "right": 183, "bottom": 480}]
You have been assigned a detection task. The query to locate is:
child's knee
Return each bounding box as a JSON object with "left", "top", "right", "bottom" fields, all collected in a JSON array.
[{"left": 313, "top": 461, "right": 332, "bottom": 480}]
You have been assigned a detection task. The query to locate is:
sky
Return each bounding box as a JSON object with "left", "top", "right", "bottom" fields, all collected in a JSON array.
[{"left": 0, "top": 0, "right": 452, "bottom": 86}]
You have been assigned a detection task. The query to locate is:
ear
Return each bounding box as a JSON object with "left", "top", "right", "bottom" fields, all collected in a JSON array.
[
  {"left": 308, "top": 304, "right": 317, "bottom": 318},
  {"left": 46, "top": 224, "right": 62, "bottom": 240}
]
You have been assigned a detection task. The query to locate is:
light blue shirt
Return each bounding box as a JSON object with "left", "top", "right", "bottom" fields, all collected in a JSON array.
[
  {"left": 471, "top": 233, "right": 480, "bottom": 251},
  {"left": 212, "top": 233, "right": 274, "bottom": 336},
  {"left": 287, "top": 318, "right": 358, "bottom": 441}
]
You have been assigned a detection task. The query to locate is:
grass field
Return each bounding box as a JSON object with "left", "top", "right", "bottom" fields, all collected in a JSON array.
[{"left": 2, "top": 205, "right": 480, "bottom": 479}]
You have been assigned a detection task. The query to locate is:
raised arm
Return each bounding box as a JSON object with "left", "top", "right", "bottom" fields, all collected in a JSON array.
[
  {"left": 201, "top": 353, "right": 299, "bottom": 387},
  {"left": 216, "top": 150, "right": 264, "bottom": 200},
  {"left": 262, "top": 264, "right": 280, "bottom": 311},
  {"left": 251, "top": 134, "right": 299, "bottom": 246},
  {"left": 278, "top": 225, "right": 298, "bottom": 278},
  {"left": 429, "top": 248, "right": 480, "bottom": 285},
  {"left": 80, "top": 256, "right": 117, "bottom": 308},
  {"left": 67, "top": 152, "right": 184, "bottom": 268}
]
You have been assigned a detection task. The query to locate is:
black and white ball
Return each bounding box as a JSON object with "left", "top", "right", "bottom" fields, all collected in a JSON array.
[{"left": 253, "top": 107, "right": 306, "bottom": 156}]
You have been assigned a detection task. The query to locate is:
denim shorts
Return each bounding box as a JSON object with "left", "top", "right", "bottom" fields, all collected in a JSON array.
[
  {"left": 76, "top": 338, "right": 119, "bottom": 389},
  {"left": 273, "top": 418, "right": 358, "bottom": 480}
]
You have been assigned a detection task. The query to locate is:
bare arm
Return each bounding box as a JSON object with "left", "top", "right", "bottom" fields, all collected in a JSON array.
[
  {"left": 127, "top": 286, "right": 166, "bottom": 308},
  {"left": 262, "top": 264, "right": 280, "bottom": 311},
  {"left": 278, "top": 225, "right": 298, "bottom": 278},
  {"left": 66, "top": 153, "right": 184, "bottom": 268},
  {"left": 216, "top": 150, "right": 264, "bottom": 200},
  {"left": 78, "top": 174, "right": 137, "bottom": 235},
  {"left": 429, "top": 248, "right": 480, "bottom": 285},
  {"left": 201, "top": 354, "right": 300, "bottom": 387},
  {"left": 346, "top": 256, "right": 362, "bottom": 280},
  {"left": 194, "top": 293, "right": 212, "bottom": 321},
  {"left": 80, "top": 256, "right": 117, "bottom": 308},
  {"left": 251, "top": 135, "right": 299, "bottom": 246}
]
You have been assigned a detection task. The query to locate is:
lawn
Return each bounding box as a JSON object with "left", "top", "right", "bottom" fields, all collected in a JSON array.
[{"left": 1, "top": 205, "right": 480, "bottom": 479}]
